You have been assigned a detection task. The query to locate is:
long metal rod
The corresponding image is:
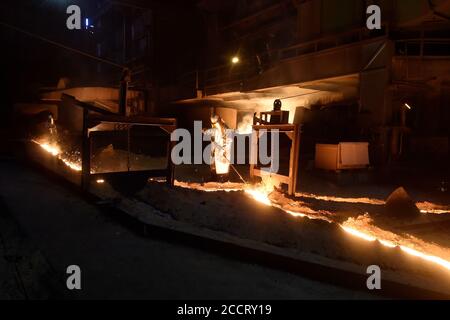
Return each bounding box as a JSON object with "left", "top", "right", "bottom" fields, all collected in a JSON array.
[{"left": 362, "top": 41, "right": 387, "bottom": 71}]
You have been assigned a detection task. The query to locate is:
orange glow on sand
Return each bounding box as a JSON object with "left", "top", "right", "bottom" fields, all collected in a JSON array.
[
  {"left": 244, "top": 175, "right": 277, "bottom": 207},
  {"left": 296, "top": 192, "right": 385, "bottom": 205},
  {"left": 341, "top": 215, "right": 450, "bottom": 271},
  {"left": 34, "top": 134, "right": 450, "bottom": 273},
  {"left": 245, "top": 188, "right": 272, "bottom": 206},
  {"left": 176, "top": 178, "right": 450, "bottom": 273}
]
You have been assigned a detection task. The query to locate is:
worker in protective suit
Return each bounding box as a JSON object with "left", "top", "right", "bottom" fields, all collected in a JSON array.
[
  {"left": 204, "top": 114, "right": 233, "bottom": 182},
  {"left": 253, "top": 99, "right": 289, "bottom": 125},
  {"left": 270, "top": 99, "right": 283, "bottom": 124}
]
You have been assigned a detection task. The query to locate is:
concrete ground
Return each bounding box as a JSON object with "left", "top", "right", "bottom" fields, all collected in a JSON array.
[{"left": 0, "top": 158, "right": 377, "bottom": 300}]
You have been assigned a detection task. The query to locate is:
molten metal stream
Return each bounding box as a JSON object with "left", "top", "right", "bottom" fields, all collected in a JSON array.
[
  {"left": 236, "top": 184, "right": 450, "bottom": 272},
  {"left": 341, "top": 224, "right": 450, "bottom": 271},
  {"left": 296, "top": 192, "right": 450, "bottom": 215},
  {"left": 33, "top": 138, "right": 450, "bottom": 273},
  {"left": 32, "top": 140, "right": 82, "bottom": 172}
]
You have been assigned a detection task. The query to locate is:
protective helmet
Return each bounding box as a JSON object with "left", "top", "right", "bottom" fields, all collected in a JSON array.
[
  {"left": 210, "top": 115, "right": 219, "bottom": 125},
  {"left": 273, "top": 99, "right": 282, "bottom": 110}
]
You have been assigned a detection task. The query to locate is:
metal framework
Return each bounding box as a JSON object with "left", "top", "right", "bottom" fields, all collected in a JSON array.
[
  {"left": 253, "top": 110, "right": 290, "bottom": 125},
  {"left": 81, "top": 112, "right": 177, "bottom": 190},
  {"left": 250, "top": 123, "right": 301, "bottom": 195}
]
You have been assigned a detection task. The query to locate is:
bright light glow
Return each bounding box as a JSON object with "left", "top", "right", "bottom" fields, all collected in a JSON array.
[
  {"left": 245, "top": 189, "right": 272, "bottom": 206},
  {"left": 420, "top": 209, "right": 450, "bottom": 214},
  {"left": 231, "top": 56, "right": 239, "bottom": 64},
  {"left": 61, "top": 158, "right": 82, "bottom": 171},
  {"left": 404, "top": 103, "right": 412, "bottom": 110},
  {"left": 85, "top": 18, "right": 89, "bottom": 29},
  {"left": 33, "top": 140, "right": 82, "bottom": 172},
  {"left": 210, "top": 119, "right": 231, "bottom": 175},
  {"left": 341, "top": 221, "right": 450, "bottom": 271},
  {"left": 297, "top": 192, "right": 450, "bottom": 216},
  {"left": 96, "top": 179, "right": 105, "bottom": 184},
  {"left": 170, "top": 178, "right": 450, "bottom": 270},
  {"left": 174, "top": 181, "right": 243, "bottom": 192},
  {"left": 244, "top": 175, "right": 278, "bottom": 206},
  {"left": 38, "top": 142, "right": 60, "bottom": 156},
  {"left": 296, "top": 192, "right": 385, "bottom": 205},
  {"left": 221, "top": 179, "right": 450, "bottom": 270}
]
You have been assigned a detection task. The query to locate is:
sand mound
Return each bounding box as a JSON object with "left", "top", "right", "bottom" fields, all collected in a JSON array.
[{"left": 385, "top": 187, "right": 421, "bottom": 218}]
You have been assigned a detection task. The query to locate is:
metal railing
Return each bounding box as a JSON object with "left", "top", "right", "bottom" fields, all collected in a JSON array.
[
  {"left": 394, "top": 38, "right": 450, "bottom": 57},
  {"left": 202, "top": 24, "right": 389, "bottom": 89},
  {"left": 177, "top": 25, "right": 450, "bottom": 97}
]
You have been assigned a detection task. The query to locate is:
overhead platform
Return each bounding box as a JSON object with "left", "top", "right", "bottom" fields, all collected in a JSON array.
[{"left": 176, "top": 74, "right": 360, "bottom": 125}]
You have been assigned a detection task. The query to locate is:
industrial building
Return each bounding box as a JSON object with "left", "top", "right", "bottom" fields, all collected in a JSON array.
[{"left": 85, "top": 0, "right": 450, "bottom": 169}]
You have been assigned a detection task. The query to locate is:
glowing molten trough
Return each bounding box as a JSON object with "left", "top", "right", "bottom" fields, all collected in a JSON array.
[
  {"left": 32, "top": 136, "right": 450, "bottom": 274},
  {"left": 245, "top": 188, "right": 272, "bottom": 206},
  {"left": 32, "top": 140, "right": 82, "bottom": 172},
  {"left": 341, "top": 220, "right": 450, "bottom": 271},
  {"left": 179, "top": 178, "right": 450, "bottom": 273},
  {"left": 244, "top": 178, "right": 274, "bottom": 206},
  {"left": 38, "top": 142, "right": 60, "bottom": 156}
]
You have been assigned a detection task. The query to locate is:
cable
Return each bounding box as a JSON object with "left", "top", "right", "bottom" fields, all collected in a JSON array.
[{"left": 0, "top": 21, "right": 125, "bottom": 69}]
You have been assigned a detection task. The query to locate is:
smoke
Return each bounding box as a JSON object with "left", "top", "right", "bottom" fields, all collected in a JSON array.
[{"left": 236, "top": 114, "right": 254, "bottom": 134}]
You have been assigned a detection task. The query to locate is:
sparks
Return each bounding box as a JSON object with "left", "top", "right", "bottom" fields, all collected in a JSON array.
[
  {"left": 32, "top": 140, "right": 82, "bottom": 172},
  {"left": 245, "top": 188, "right": 272, "bottom": 206},
  {"left": 38, "top": 142, "right": 61, "bottom": 156}
]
